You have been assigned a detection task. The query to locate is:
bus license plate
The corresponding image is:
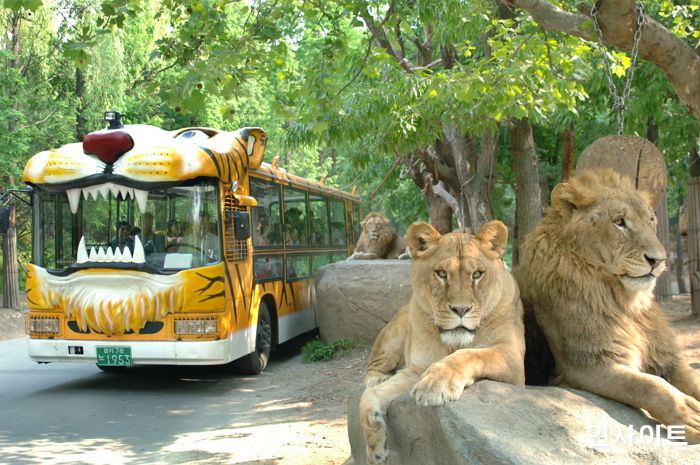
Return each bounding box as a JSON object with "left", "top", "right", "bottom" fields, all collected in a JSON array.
[{"left": 96, "top": 347, "right": 132, "bottom": 366}]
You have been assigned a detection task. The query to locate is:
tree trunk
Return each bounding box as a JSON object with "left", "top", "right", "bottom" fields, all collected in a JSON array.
[
  {"left": 674, "top": 213, "right": 688, "bottom": 295},
  {"left": 2, "top": 200, "right": 20, "bottom": 309},
  {"left": 509, "top": 117, "right": 543, "bottom": 266},
  {"left": 655, "top": 194, "right": 673, "bottom": 300},
  {"left": 561, "top": 125, "right": 575, "bottom": 181},
  {"left": 75, "top": 67, "right": 87, "bottom": 140},
  {"left": 427, "top": 192, "right": 453, "bottom": 235},
  {"left": 688, "top": 149, "right": 700, "bottom": 316},
  {"left": 441, "top": 124, "right": 496, "bottom": 231}
]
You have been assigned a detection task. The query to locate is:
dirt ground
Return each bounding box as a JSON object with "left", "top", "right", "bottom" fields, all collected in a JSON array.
[{"left": 1, "top": 294, "right": 698, "bottom": 465}]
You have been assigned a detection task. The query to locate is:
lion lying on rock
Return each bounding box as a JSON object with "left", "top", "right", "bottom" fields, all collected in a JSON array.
[
  {"left": 359, "top": 221, "right": 525, "bottom": 464},
  {"left": 348, "top": 212, "right": 408, "bottom": 260},
  {"left": 515, "top": 169, "right": 700, "bottom": 444}
]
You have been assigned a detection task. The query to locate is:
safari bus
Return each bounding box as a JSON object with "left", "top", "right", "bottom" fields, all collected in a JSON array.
[{"left": 21, "top": 111, "right": 361, "bottom": 374}]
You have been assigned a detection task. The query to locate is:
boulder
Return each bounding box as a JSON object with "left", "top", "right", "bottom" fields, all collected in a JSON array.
[
  {"left": 315, "top": 260, "right": 412, "bottom": 345},
  {"left": 348, "top": 380, "right": 698, "bottom": 465}
]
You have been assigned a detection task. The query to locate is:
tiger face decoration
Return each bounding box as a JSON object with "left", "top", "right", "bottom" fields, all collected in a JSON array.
[{"left": 22, "top": 123, "right": 267, "bottom": 335}]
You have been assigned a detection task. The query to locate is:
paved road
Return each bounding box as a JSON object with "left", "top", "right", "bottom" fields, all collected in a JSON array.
[{"left": 0, "top": 334, "right": 349, "bottom": 465}]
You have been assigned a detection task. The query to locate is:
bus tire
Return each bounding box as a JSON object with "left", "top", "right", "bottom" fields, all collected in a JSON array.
[{"left": 235, "top": 302, "right": 272, "bottom": 375}]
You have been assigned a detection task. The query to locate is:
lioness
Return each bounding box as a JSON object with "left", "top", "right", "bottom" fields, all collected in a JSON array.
[
  {"left": 348, "top": 212, "right": 408, "bottom": 260},
  {"left": 359, "top": 221, "right": 525, "bottom": 464},
  {"left": 516, "top": 169, "right": 700, "bottom": 444}
]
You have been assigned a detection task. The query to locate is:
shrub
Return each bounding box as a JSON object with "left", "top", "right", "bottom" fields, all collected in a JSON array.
[{"left": 301, "top": 338, "right": 353, "bottom": 363}]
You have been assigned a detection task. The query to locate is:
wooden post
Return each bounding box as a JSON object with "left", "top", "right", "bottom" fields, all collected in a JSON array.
[
  {"left": 688, "top": 176, "right": 700, "bottom": 317},
  {"left": 655, "top": 194, "right": 673, "bottom": 300}
]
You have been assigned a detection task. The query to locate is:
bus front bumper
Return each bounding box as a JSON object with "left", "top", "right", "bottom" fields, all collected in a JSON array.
[{"left": 26, "top": 329, "right": 254, "bottom": 366}]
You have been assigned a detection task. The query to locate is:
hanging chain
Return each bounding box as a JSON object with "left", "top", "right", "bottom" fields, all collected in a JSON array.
[{"left": 591, "top": 2, "right": 645, "bottom": 134}]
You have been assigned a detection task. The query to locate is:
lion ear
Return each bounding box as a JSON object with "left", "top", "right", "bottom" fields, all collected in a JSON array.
[
  {"left": 476, "top": 220, "right": 508, "bottom": 259},
  {"left": 551, "top": 180, "right": 596, "bottom": 215},
  {"left": 407, "top": 222, "right": 441, "bottom": 258}
]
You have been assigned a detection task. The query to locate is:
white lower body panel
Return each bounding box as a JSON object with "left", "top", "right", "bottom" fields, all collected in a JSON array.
[
  {"left": 277, "top": 307, "right": 317, "bottom": 343},
  {"left": 26, "top": 327, "right": 254, "bottom": 366}
]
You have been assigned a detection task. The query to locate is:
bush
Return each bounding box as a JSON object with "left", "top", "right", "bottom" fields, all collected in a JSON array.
[{"left": 301, "top": 338, "right": 353, "bottom": 363}]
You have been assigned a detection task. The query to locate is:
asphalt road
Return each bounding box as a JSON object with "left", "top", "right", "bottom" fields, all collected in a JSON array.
[{"left": 0, "top": 334, "right": 352, "bottom": 465}]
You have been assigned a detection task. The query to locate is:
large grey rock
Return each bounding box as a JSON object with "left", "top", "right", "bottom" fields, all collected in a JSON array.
[
  {"left": 315, "top": 260, "right": 412, "bottom": 345},
  {"left": 348, "top": 381, "right": 699, "bottom": 465}
]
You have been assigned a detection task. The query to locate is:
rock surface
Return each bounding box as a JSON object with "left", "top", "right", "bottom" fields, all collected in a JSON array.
[
  {"left": 348, "top": 380, "right": 699, "bottom": 465},
  {"left": 315, "top": 260, "right": 412, "bottom": 345}
]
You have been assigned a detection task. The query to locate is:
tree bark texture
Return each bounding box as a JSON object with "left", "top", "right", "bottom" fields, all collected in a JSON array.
[
  {"left": 2, "top": 200, "right": 20, "bottom": 309},
  {"left": 503, "top": 0, "right": 700, "bottom": 120},
  {"left": 688, "top": 176, "right": 700, "bottom": 316},
  {"left": 509, "top": 117, "right": 543, "bottom": 266}
]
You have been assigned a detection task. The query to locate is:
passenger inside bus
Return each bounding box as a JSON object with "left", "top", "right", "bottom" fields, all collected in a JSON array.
[
  {"left": 111, "top": 221, "right": 134, "bottom": 253},
  {"left": 140, "top": 212, "right": 165, "bottom": 255},
  {"left": 284, "top": 207, "right": 307, "bottom": 245},
  {"left": 165, "top": 220, "right": 183, "bottom": 252},
  {"left": 254, "top": 210, "right": 272, "bottom": 246}
]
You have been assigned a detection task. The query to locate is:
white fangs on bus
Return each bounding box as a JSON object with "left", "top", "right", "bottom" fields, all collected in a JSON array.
[
  {"left": 66, "top": 183, "right": 149, "bottom": 214},
  {"left": 76, "top": 235, "right": 146, "bottom": 264}
]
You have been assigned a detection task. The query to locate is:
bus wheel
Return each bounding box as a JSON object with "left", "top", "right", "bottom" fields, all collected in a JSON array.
[{"left": 235, "top": 302, "right": 272, "bottom": 375}]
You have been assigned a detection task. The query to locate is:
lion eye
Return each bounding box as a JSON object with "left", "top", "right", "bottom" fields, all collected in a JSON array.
[
  {"left": 435, "top": 270, "right": 447, "bottom": 279},
  {"left": 472, "top": 270, "right": 484, "bottom": 280},
  {"left": 613, "top": 217, "right": 626, "bottom": 228}
]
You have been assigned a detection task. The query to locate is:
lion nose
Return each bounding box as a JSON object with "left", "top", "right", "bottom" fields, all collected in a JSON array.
[
  {"left": 450, "top": 306, "right": 472, "bottom": 317},
  {"left": 644, "top": 254, "right": 665, "bottom": 269}
]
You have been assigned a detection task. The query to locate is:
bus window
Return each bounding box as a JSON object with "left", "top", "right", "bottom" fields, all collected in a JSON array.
[
  {"left": 250, "top": 178, "right": 282, "bottom": 246},
  {"left": 330, "top": 199, "right": 346, "bottom": 246},
  {"left": 309, "top": 195, "right": 330, "bottom": 247},
  {"left": 352, "top": 203, "right": 361, "bottom": 244},
  {"left": 312, "top": 253, "right": 332, "bottom": 275},
  {"left": 254, "top": 255, "right": 284, "bottom": 282},
  {"left": 286, "top": 254, "right": 310, "bottom": 281},
  {"left": 283, "top": 187, "right": 308, "bottom": 247},
  {"left": 39, "top": 179, "right": 221, "bottom": 271}
]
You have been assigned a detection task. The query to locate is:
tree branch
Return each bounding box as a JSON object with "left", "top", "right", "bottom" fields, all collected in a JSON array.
[{"left": 503, "top": 0, "right": 700, "bottom": 119}]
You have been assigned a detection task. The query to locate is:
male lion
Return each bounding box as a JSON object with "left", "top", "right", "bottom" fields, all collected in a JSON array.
[
  {"left": 359, "top": 221, "right": 525, "bottom": 464},
  {"left": 348, "top": 212, "right": 408, "bottom": 260},
  {"left": 515, "top": 169, "right": 700, "bottom": 444}
]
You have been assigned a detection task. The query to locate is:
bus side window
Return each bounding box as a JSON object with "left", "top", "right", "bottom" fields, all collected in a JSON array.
[
  {"left": 251, "top": 178, "right": 282, "bottom": 247},
  {"left": 309, "top": 195, "right": 329, "bottom": 247},
  {"left": 352, "top": 203, "right": 361, "bottom": 245},
  {"left": 330, "top": 199, "right": 346, "bottom": 246}
]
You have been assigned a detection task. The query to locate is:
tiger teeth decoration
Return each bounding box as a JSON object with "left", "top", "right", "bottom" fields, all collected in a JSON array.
[
  {"left": 76, "top": 236, "right": 146, "bottom": 264},
  {"left": 66, "top": 183, "right": 149, "bottom": 214}
]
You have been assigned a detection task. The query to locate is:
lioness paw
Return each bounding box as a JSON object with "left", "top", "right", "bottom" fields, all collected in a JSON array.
[
  {"left": 364, "top": 370, "right": 392, "bottom": 388},
  {"left": 363, "top": 413, "right": 388, "bottom": 465},
  {"left": 411, "top": 365, "right": 473, "bottom": 406}
]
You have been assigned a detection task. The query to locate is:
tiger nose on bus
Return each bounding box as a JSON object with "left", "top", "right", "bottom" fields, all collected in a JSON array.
[{"left": 82, "top": 111, "right": 134, "bottom": 164}]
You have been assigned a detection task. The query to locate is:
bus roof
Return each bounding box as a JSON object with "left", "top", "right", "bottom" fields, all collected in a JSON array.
[{"left": 251, "top": 162, "right": 361, "bottom": 203}]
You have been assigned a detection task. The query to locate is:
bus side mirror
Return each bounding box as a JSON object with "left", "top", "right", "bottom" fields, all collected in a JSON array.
[{"left": 233, "top": 211, "right": 250, "bottom": 240}]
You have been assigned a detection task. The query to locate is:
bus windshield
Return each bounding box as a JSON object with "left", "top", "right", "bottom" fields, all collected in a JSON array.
[{"left": 38, "top": 179, "right": 221, "bottom": 271}]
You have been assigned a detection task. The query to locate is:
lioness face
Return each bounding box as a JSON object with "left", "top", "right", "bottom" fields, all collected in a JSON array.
[
  {"left": 552, "top": 170, "right": 666, "bottom": 293},
  {"left": 407, "top": 221, "right": 508, "bottom": 349}
]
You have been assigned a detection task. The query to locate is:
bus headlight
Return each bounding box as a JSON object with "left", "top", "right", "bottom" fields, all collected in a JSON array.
[
  {"left": 28, "top": 317, "right": 60, "bottom": 334},
  {"left": 174, "top": 319, "right": 217, "bottom": 335}
]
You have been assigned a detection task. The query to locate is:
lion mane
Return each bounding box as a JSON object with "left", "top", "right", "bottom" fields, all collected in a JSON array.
[
  {"left": 515, "top": 168, "right": 700, "bottom": 444},
  {"left": 359, "top": 221, "right": 525, "bottom": 464},
  {"left": 348, "top": 212, "right": 407, "bottom": 260}
]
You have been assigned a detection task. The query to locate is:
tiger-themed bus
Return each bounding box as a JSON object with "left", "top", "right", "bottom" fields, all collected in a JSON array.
[{"left": 22, "top": 111, "right": 361, "bottom": 374}]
